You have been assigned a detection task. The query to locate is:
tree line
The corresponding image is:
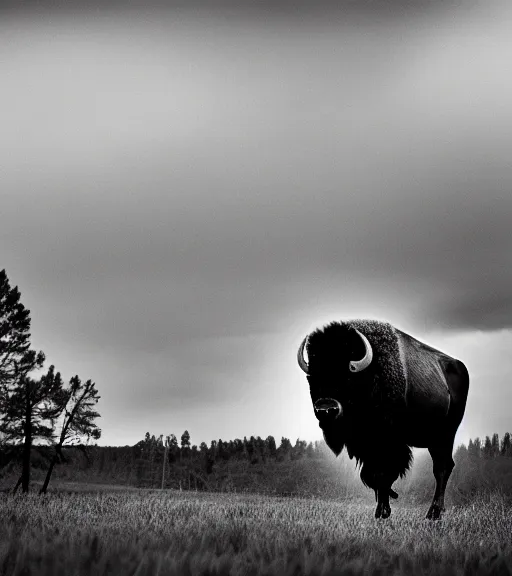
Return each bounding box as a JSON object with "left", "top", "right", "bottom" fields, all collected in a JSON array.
[
  {"left": 6, "top": 428, "right": 511, "bottom": 502},
  {"left": 0, "top": 269, "right": 101, "bottom": 493},
  {"left": 465, "top": 433, "right": 512, "bottom": 458},
  {"left": 136, "top": 431, "right": 315, "bottom": 465},
  {"left": 124, "top": 431, "right": 321, "bottom": 492}
]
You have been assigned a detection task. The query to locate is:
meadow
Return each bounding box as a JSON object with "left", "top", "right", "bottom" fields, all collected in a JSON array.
[{"left": 0, "top": 487, "right": 511, "bottom": 576}]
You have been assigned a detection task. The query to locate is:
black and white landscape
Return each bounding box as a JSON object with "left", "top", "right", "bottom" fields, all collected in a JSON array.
[{"left": 1, "top": 0, "right": 511, "bottom": 573}]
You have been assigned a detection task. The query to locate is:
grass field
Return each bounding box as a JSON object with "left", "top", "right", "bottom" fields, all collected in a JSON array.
[{"left": 0, "top": 487, "right": 511, "bottom": 575}]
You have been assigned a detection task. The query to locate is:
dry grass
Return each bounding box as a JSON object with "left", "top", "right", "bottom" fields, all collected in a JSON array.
[{"left": 0, "top": 488, "right": 511, "bottom": 575}]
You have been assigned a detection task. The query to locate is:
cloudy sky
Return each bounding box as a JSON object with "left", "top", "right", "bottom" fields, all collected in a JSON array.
[{"left": 1, "top": 0, "right": 511, "bottom": 450}]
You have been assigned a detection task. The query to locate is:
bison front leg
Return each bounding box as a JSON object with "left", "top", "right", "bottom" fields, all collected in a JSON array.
[
  {"left": 361, "top": 466, "right": 396, "bottom": 519},
  {"left": 375, "top": 488, "right": 391, "bottom": 519},
  {"left": 374, "top": 480, "right": 399, "bottom": 519}
]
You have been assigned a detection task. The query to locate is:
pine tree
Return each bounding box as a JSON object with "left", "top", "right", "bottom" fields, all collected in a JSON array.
[
  {"left": 454, "top": 443, "right": 468, "bottom": 462},
  {"left": 0, "top": 269, "right": 43, "bottom": 391},
  {"left": 483, "top": 436, "right": 493, "bottom": 459},
  {"left": 181, "top": 430, "right": 190, "bottom": 460},
  {"left": 246, "top": 436, "right": 257, "bottom": 462},
  {"left": 491, "top": 433, "right": 500, "bottom": 458},
  {"left": 232, "top": 438, "right": 244, "bottom": 459},
  {"left": 293, "top": 439, "right": 307, "bottom": 460},
  {"left": 255, "top": 436, "right": 267, "bottom": 462},
  {"left": 167, "top": 433, "right": 178, "bottom": 462},
  {"left": 306, "top": 442, "right": 315, "bottom": 458},
  {"left": 0, "top": 269, "right": 46, "bottom": 451},
  {"left": 227, "top": 440, "right": 234, "bottom": 458},
  {"left": 501, "top": 432, "right": 512, "bottom": 457},
  {"left": 218, "top": 439, "right": 229, "bottom": 461},
  {"left": 265, "top": 435, "right": 277, "bottom": 459},
  {"left": 209, "top": 439, "right": 217, "bottom": 461},
  {"left": 280, "top": 437, "right": 292, "bottom": 451},
  {"left": 2, "top": 365, "right": 64, "bottom": 492},
  {"left": 278, "top": 437, "right": 292, "bottom": 461},
  {"left": 40, "top": 376, "right": 101, "bottom": 494}
]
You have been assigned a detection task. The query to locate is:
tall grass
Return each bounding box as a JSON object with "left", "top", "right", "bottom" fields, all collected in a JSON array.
[{"left": 1, "top": 489, "right": 511, "bottom": 575}]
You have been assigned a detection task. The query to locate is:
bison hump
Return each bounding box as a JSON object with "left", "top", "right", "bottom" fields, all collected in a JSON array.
[{"left": 396, "top": 330, "right": 451, "bottom": 418}]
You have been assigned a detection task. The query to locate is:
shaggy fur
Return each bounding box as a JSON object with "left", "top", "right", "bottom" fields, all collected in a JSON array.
[
  {"left": 346, "top": 319, "right": 407, "bottom": 417},
  {"left": 306, "top": 320, "right": 413, "bottom": 489},
  {"left": 307, "top": 319, "right": 409, "bottom": 425}
]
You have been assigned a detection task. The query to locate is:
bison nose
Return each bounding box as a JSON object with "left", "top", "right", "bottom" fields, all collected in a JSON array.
[{"left": 313, "top": 398, "right": 342, "bottom": 420}]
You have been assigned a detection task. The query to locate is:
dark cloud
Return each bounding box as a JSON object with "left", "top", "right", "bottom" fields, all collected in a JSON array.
[
  {"left": 1, "top": 0, "right": 511, "bottom": 445},
  {"left": 0, "top": 0, "right": 476, "bottom": 18},
  {"left": 436, "top": 293, "right": 512, "bottom": 333}
]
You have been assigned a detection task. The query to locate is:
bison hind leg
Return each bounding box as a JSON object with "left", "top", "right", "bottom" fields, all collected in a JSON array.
[{"left": 426, "top": 435, "right": 456, "bottom": 520}]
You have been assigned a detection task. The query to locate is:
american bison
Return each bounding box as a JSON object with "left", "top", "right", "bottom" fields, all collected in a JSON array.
[{"left": 297, "top": 319, "right": 469, "bottom": 520}]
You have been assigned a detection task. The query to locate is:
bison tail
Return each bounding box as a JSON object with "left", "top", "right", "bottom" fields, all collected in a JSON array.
[{"left": 389, "top": 489, "right": 398, "bottom": 499}]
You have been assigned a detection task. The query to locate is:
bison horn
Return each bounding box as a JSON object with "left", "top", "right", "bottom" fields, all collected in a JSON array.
[
  {"left": 297, "top": 336, "right": 309, "bottom": 374},
  {"left": 349, "top": 330, "right": 373, "bottom": 372}
]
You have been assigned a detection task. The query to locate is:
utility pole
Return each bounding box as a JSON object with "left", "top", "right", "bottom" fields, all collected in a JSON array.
[{"left": 161, "top": 435, "right": 170, "bottom": 490}]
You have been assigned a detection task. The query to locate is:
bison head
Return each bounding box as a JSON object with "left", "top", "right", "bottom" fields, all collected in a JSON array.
[{"left": 297, "top": 323, "right": 373, "bottom": 430}]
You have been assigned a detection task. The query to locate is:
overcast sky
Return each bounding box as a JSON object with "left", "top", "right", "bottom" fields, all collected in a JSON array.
[{"left": 1, "top": 0, "right": 511, "bottom": 450}]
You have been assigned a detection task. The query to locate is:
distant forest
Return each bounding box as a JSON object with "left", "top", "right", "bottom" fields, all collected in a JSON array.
[{"left": 1, "top": 431, "right": 511, "bottom": 504}]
